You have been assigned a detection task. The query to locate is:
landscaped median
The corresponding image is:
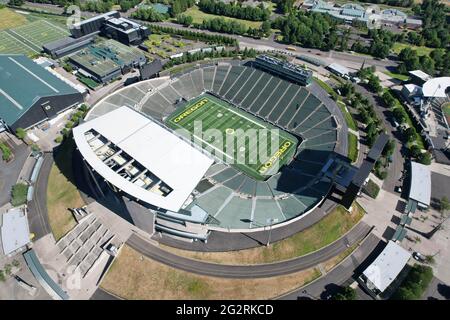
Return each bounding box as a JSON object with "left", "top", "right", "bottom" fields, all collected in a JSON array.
[
  {"left": 347, "top": 132, "right": 358, "bottom": 163},
  {"left": 46, "top": 138, "right": 84, "bottom": 241},
  {"left": 100, "top": 204, "right": 365, "bottom": 299}
]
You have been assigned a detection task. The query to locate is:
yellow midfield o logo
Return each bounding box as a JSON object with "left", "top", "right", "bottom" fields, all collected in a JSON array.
[
  {"left": 173, "top": 98, "right": 209, "bottom": 123},
  {"left": 258, "top": 141, "right": 292, "bottom": 174}
]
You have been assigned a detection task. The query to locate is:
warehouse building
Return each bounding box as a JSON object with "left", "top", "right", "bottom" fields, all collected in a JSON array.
[{"left": 0, "top": 54, "right": 84, "bottom": 132}]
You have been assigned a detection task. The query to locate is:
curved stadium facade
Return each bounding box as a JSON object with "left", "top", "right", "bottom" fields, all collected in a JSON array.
[{"left": 74, "top": 58, "right": 349, "bottom": 240}]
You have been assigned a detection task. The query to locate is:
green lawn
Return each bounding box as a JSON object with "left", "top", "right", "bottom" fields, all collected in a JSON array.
[
  {"left": 11, "top": 183, "right": 28, "bottom": 207},
  {"left": 166, "top": 93, "right": 298, "bottom": 180},
  {"left": 0, "top": 8, "right": 27, "bottom": 30},
  {"left": 337, "top": 101, "right": 357, "bottom": 131},
  {"left": 160, "top": 203, "right": 366, "bottom": 265},
  {"left": 392, "top": 42, "right": 433, "bottom": 56},
  {"left": 383, "top": 71, "right": 410, "bottom": 81},
  {"left": 443, "top": 102, "right": 450, "bottom": 116},
  {"left": 183, "top": 5, "right": 262, "bottom": 29},
  {"left": 348, "top": 133, "right": 358, "bottom": 163},
  {"left": 47, "top": 138, "right": 84, "bottom": 241}
]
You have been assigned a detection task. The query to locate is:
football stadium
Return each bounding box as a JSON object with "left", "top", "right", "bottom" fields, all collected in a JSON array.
[{"left": 74, "top": 56, "right": 348, "bottom": 240}]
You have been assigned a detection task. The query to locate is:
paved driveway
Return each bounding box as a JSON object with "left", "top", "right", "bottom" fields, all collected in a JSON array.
[{"left": 0, "top": 139, "right": 29, "bottom": 206}]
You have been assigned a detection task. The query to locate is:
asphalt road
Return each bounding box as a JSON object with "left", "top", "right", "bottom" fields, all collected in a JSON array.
[
  {"left": 27, "top": 153, "right": 53, "bottom": 240},
  {"left": 90, "top": 288, "right": 121, "bottom": 300},
  {"left": 128, "top": 222, "right": 372, "bottom": 279},
  {"left": 279, "top": 233, "right": 383, "bottom": 300},
  {"left": 422, "top": 277, "right": 450, "bottom": 300}
]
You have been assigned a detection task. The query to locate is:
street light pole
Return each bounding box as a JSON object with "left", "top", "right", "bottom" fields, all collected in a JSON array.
[{"left": 266, "top": 218, "right": 278, "bottom": 247}]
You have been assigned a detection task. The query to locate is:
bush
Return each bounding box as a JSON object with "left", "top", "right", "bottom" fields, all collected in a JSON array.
[
  {"left": 0, "top": 143, "right": 12, "bottom": 161},
  {"left": 11, "top": 183, "right": 28, "bottom": 207},
  {"left": 15, "top": 128, "right": 26, "bottom": 140},
  {"left": 0, "top": 270, "right": 5, "bottom": 282},
  {"left": 364, "top": 179, "right": 380, "bottom": 199},
  {"left": 54, "top": 136, "right": 63, "bottom": 144},
  {"left": 418, "top": 151, "right": 432, "bottom": 165},
  {"left": 392, "top": 265, "right": 433, "bottom": 300}
]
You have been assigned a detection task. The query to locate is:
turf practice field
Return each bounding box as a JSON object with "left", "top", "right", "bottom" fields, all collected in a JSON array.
[
  {"left": 166, "top": 93, "right": 298, "bottom": 180},
  {"left": 0, "top": 31, "right": 38, "bottom": 55},
  {"left": 8, "top": 20, "right": 69, "bottom": 51}
]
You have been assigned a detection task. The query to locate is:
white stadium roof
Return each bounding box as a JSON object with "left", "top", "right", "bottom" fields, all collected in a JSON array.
[
  {"left": 73, "top": 106, "right": 214, "bottom": 212},
  {"left": 422, "top": 77, "right": 450, "bottom": 98},
  {"left": 363, "top": 241, "right": 411, "bottom": 293},
  {"left": 409, "top": 70, "right": 432, "bottom": 82},
  {"left": 1, "top": 208, "right": 30, "bottom": 255},
  {"left": 409, "top": 161, "right": 431, "bottom": 207}
]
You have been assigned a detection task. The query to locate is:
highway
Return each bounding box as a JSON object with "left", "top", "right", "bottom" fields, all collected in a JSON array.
[{"left": 127, "top": 222, "right": 372, "bottom": 279}]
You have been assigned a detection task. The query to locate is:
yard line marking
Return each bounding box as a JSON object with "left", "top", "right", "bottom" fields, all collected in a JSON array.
[
  {"left": 42, "top": 20, "right": 69, "bottom": 35},
  {"left": 2, "top": 31, "right": 39, "bottom": 54},
  {"left": 7, "top": 29, "right": 40, "bottom": 51}
]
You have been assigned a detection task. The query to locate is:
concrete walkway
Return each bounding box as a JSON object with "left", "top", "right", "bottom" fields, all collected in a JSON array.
[{"left": 155, "top": 200, "right": 337, "bottom": 252}]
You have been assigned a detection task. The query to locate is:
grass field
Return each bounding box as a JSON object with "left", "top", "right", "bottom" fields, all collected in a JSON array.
[
  {"left": 101, "top": 244, "right": 322, "bottom": 300},
  {"left": 337, "top": 101, "right": 357, "bottom": 131},
  {"left": 392, "top": 42, "right": 434, "bottom": 56},
  {"left": 0, "top": 8, "right": 27, "bottom": 30},
  {"left": 383, "top": 70, "right": 410, "bottom": 81},
  {"left": 47, "top": 139, "right": 84, "bottom": 241},
  {"left": 0, "top": 18, "right": 69, "bottom": 56},
  {"left": 159, "top": 203, "right": 365, "bottom": 265},
  {"left": 9, "top": 19, "right": 69, "bottom": 49},
  {"left": 0, "top": 31, "right": 38, "bottom": 55},
  {"left": 183, "top": 6, "right": 262, "bottom": 29},
  {"left": 166, "top": 93, "right": 298, "bottom": 180}
]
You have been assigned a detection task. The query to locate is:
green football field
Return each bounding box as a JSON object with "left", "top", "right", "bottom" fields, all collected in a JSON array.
[{"left": 166, "top": 93, "right": 299, "bottom": 180}]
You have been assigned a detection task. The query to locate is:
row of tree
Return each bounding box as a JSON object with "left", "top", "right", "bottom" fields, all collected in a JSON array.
[
  {"left": 164, "top": 47, "right": 257, "bottom": 69},
  {"left": 169, "top": 0, "right": 195, "bottom": 17},
  {"left": 397, "top": 47, "right": 450, "bottom": 76},
  {"left": 412, "top": 0, "right": 449, "bottom": 49},
  {"left": 198, "top": 0, "right": 270, "bottom": 22},
  {"left": 131, "top": 7, "right": 167, "bottom": 22},
  {"left": 148, "top": 24, "right": 238, "bottom": 46}
]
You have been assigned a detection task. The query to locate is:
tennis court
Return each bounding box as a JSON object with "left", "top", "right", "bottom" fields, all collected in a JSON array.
[{"left": 166, "top": 93, "right": 298, "bottom": 180}]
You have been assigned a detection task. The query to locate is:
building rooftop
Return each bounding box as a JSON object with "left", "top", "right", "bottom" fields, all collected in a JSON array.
[
  {"left": 73, "top": 106, "right": 214, "bottom": 212},
  {"left": 422, "top": 77, "right": 450, "bottom": 98},
  {"left": 1, "top": 208, "right": 30, "bottom": 255},
  {"left": 409, "top": 70, "right": 432, "bottom": 82},
  {"left": 0, "top": 54, "right": 79, "bottom": 126},
  {"left": 409, "top": 161, "right": 431, "bottom": 206},
  {"left": 363, "top": 241, "right": 411, "bottom": 293}
]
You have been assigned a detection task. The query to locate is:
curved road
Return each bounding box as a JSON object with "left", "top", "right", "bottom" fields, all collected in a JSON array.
[{"left": 127, "top": 222, "right": 372, "bottom": 278}]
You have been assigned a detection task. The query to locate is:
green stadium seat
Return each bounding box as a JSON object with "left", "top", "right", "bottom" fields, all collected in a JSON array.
[
  {"left": 287, "top": 94, "right": 321, "bottom": 130},
  {"left": 190, "top": 69, "right": 205, "bottom": 95},
  {"left": 212, "top": 65, "right": 231, "bottom": 93},
  {"left": 277, "top": 88, "right": 309, "bottom": 127},
  {"left": 223, "top": 67, "right": 254, "bottom": 100},
  {"left": 277, "top": 196, "right": 306, "bottom": 219},
  {"left": 214, "top": 196, "right": 253, "bottom": 229},
  {"left": 241, "top": 73, "right": 273, "bottom": 110},
  {"left": 232, "top": 69, "right": 264, "bottom": 105},
  {"left": 248, "top": 77, "right": 280, "bottom": 113},
  {"left": 203, "top": 66, "right": 216, "bottom": 91},
  {"left": 267, "top": 84, "right": 299, "bottom": 123},
  {"left": 194, "top": 186, "right": 233, "bottom": 217},
  {"left": 218, "top": 66, "right": 245, "bottom": 97},
  {"left": 258, "top": 81, "right": 290, "bottom": 118},
  {"left": 238, "top": 177, "right": 257, "bottom": 196}
]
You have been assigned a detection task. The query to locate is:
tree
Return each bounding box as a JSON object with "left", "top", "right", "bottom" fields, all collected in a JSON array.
[
  {"left": 439, "top": 196, "right": 450, "bottom": 214},
  {"left": 410, "top": 145, "right": 422, "bottom": 158},
  {"left": 332, "top": 286, "right": 357, "bottom": 300},
  {"left": 418, "top": 151, "right": 432, "bottom": 165},
  {"left": 404, "top": 127, "right": 417, "bottom": 142}
]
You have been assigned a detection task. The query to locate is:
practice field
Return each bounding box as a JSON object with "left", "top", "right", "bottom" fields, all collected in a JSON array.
[
  {"left": 0, "top": 31, "right": 38, "bottom": 55},
  {"left": 8, "top": 20, "right": 69, "bottom": 51},
  {"left": 0, "top": 8, "right": 28, "bottom": 30},
  {"left": 166, "top": 93, "right": 298, "bottom": 180}
]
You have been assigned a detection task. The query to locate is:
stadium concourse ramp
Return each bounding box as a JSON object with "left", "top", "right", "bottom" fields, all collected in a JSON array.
[{"left": 84, "top": 60, "right": 347, "bottom": 234}]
